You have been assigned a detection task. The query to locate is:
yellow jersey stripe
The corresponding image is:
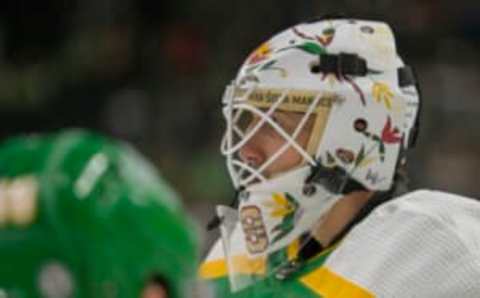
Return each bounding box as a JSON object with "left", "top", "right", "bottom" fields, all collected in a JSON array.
[
  {"left": 199, "top": 255, "right": 267, "bottom": 279},
  {"left": 198, "top": 259, "right": 228, "bottom": 279},
  {"left": 299, "top": 267, "right": 374, "bottom": 298}
]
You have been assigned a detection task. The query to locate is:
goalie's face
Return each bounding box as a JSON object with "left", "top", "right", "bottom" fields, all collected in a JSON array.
[
  {"left": 239, "top": 111, "right": 313, "bottom": 179},
  {"left": 221, "top": 86, "right": 325, "bottom": 188}
]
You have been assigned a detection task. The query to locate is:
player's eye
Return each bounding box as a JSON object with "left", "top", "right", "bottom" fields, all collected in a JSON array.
[{"left": 271, "top": 115, "right": 280, "bottom": 125}]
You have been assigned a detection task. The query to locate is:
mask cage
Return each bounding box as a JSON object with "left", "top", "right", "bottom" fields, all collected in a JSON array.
[{"left": 220, "top": 84, "right": 336, "bottom": 188}]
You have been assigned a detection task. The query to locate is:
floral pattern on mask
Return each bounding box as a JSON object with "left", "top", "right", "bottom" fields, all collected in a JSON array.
[
  {"left": 247, "top": 42, "right": 273, "bottom": 65},
  {"left": 292, "top": 26, "right": 335, "bottom": 49},
  {"left": 372, "top": 82, "right": 394, "bottom": 109},
  {"left": 353, "top": 145, "right": 377, "bottom": 169},
  {"left": 263, "top": 193, "right": 300, "bottom": 244},
  {"left": 355, "top": 116, "right": 402, "bottom": 162},
  {"left": 281, "top": 27, "right": 371, "bottom": 106}
]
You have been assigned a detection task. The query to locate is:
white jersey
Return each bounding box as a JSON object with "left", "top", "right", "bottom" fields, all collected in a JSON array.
[
  {"left": 325, "top": 189, "right": 480, "bottom": 297},
  {"left": 200, "top": 190, "right": 480, "bottom": 297}
]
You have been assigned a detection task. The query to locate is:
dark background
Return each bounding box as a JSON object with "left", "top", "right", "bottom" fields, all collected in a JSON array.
[{"left": 1, "top": 0, "right": 480, "bottom": 254}]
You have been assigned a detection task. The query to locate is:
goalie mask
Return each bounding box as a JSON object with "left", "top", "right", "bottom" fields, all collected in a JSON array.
[{"left": 217, "top": 18, "right": 420, "bottom": 292}]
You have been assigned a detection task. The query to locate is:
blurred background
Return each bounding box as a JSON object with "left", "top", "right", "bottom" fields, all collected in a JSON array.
[{"left": 1, "top": 0, "right": 480, "bottom": 255}]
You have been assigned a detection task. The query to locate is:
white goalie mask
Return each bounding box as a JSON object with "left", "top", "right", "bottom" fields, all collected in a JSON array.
[{"left": 217, "top": 18, "right": 420, "bottom": 292}]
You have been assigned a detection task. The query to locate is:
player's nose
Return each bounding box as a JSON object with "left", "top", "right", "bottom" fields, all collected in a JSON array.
[{"left": 239, "top": 137, "right": 265, "bottom": 169}]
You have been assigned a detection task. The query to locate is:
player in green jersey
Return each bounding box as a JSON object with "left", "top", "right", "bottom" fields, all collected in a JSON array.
[{"left": 0, "top": 129, "right": 198, "bottom": 298}]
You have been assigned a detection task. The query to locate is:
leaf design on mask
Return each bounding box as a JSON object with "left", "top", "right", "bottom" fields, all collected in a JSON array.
[
  {"left": 296, "top": 42, "right": 327, "bottom": 55},
  {"left": 359, "top": 156, "right": 377, "bottom": 168},
  {"left": 260, "top": 60, "right": 276, "bottom": 70},
  {"left": 372, "top": 82, "right": 394, "bottom": 109},
  {"left": 259, "top": 60, "right": 288, "bottom": 77},
  {"left": 268, "top": 193, "right": 296, "bottom": 218},
  {"left": 278, "top": 41, "right": 327, "bottom": 56},
  {"left": 269, "top": 193, "right": 300, "bottom": 244},
  {"left": 354, "top": 145, "right": 366, "bottom": 168},
  {"left": 352, "top": 145, "right": 377, "bottom": 169}
]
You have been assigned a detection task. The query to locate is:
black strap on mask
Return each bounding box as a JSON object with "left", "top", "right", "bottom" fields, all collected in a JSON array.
[
  {"left": 305, "top": 162, "right": 367, "bottom": 195},
  {"left": 314, "top": 53, "right": 368, "bottom": 77}
]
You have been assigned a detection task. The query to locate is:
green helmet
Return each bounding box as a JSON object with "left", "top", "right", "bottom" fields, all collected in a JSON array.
[{"left": 0, "top": 130, "right": 198, "bottom": 298}]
